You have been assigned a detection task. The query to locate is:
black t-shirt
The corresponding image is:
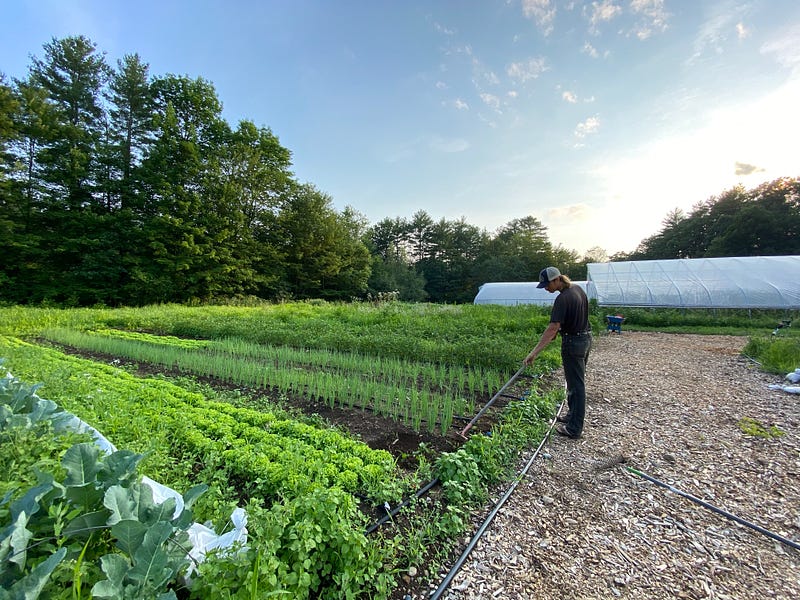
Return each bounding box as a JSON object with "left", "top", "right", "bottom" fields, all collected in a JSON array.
[{"left": 550, "top": 285, "right": 590, "bottom": 334}]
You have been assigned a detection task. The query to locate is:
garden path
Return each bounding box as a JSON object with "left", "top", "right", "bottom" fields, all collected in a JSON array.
[{"left": 415, "top": 332, "right": 800, "bottom": 599}]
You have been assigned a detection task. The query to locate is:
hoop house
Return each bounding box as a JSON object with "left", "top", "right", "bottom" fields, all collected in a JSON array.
[
  {"left": 473, "top": 281, "right": 595, "bottom": 306},
  {"left": 587, "top": 256, "right": 800, "bottom": 309}
]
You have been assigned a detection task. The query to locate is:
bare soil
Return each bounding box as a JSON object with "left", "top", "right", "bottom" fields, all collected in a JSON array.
[{"left": 403, "top": 332, "right": 800, "bottom": 599}]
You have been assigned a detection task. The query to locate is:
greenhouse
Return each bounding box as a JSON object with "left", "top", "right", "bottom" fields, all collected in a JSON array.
[
  {"left": 473, "top": 281, "right": 596, "bottom": 306},
  {"left": 586, "top": 256, "right": 800, "bottom": 309}
]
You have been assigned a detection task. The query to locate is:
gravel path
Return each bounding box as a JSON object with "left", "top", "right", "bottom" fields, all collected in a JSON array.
[{"left": 418, "top": 332, "right": 800, "bottom": 599}]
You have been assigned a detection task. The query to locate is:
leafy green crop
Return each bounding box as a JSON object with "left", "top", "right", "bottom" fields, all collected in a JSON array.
[
  {"left": 0, "top": 337, "right": 400, "bottom": 506},
  {"left": 0, "top": 302, "right": 568, "bottom": 598},
  {"left": 1, "top": 372, "right": 209, "bottom": 599}
]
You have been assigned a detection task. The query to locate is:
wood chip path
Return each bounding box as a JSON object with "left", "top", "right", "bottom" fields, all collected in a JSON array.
[{"left": 413, "top": 332, "right": 800, "bottom": 599}]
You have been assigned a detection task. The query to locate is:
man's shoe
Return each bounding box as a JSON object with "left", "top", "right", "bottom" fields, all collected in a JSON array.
[
  {"left": 556, "top": 413, "right": 571, "bottom": 423},
  {"left": 555, "top": 424, "right": 581, "bottom": 439}
]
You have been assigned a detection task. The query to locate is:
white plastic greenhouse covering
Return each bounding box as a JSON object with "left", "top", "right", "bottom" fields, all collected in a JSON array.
[
  {"left": 587, "top": 256, "right": 800, "bottom": 309},
  {"left": 473, "top": 281, "right": 596, "bottom": 306}
]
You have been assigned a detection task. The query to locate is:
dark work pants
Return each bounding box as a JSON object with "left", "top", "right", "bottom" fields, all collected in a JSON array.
[{"left": 561, "top": 334, "right": 592, "bottom": 436}]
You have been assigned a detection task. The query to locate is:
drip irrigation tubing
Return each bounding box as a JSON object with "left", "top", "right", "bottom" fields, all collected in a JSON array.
[
  {"left": 459, "top": 365, "right": 529, "bottom": 437},
  {"left": 365, "top": 370, "right": 536, "bottom": 536},
  {"left": 626, "top": 466, "right": 800, "bottom": 552},
  {"left": 365, "top": 478, "right": 440, "bottom": 535},
  {"left": 428, "top": 402, "right": 564, "bottom": 600}
]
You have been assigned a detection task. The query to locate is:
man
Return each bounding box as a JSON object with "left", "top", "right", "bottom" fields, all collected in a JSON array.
[{"left": 523, "top": 266, "right": 592, "bottom": 439}]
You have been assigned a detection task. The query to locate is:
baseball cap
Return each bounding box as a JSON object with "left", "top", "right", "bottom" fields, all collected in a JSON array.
[{"left": 537, "top": 266, "right": 561, "bottom": 288}]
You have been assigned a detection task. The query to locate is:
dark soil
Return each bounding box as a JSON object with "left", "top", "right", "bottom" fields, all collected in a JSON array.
[{"left": 53, "top": 344, "right": 467, "bottom": 465}]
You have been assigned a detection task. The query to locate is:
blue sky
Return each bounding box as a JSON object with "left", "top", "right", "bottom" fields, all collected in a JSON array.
[{"left": 3, "top": 1, "right": 799, "bottom": 256}]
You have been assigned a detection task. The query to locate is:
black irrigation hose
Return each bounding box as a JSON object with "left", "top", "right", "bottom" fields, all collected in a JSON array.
[
  {"left": 626, "top": 466, "right": 800, "bottom": 552},
  {"left": 460, "top": 365, "right": 528, "bottom": 437},
  {"left": 365, "top": 478, "right": 440, "bottom": 535},
  {"left": 428, "top": 403, "right": 564, "bottom": 599},
  {"left": 365, "top": 374, "right": 534, "bottom": 536}
]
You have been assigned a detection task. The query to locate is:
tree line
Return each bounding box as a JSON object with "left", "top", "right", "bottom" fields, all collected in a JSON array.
[
  {"left": 1, "top": 36, "right": 797, "bottom": 307},
  {"left": 0, "top": 36, "right": 584, "bottom": 306},
  {"left": 0, "top": 36, "right": 371, "bottom": 306},
  {"left": 628, "top": 177, "right": 799, "bottom": 261}
]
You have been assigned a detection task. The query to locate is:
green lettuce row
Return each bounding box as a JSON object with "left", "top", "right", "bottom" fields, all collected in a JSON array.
[
  {"left": 91, "top": 327, "right": 212, "bottom": 348},
  {"left": 0, "top": 336, "right": 398, "bottom": 503}
]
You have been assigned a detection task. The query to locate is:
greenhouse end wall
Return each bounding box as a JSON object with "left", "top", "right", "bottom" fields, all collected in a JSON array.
[
  {"left": 473, "top": 281, "right": 595, "bottom": 306},
  {"left": 587, "top": 256, "right": 800, "bottom": 309}
]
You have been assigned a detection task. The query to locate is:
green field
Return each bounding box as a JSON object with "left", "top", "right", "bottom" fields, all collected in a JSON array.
[
  {"left": 1, "top": 302, "right": 796, "bottom": 599},
  {"left": 0, "top": 302, "right": 561, "bottom": 599}
]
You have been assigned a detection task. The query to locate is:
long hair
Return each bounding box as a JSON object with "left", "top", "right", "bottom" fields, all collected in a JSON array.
[{"left": 559, "top": 274, "right": 572, "bottom": 288}]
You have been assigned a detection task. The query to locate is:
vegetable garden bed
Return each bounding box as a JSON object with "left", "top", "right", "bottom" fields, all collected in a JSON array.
[{"left": 0, "top": 303, "right": 560, "bottom": 599}]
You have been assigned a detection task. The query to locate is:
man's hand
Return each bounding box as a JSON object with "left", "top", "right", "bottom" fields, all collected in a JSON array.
[{"left": 523, "top": 322, "right": 561, "bottom": 367}]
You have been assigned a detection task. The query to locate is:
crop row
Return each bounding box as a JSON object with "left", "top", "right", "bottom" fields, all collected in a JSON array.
[
  {"left": 0, "top": 335, "right": 399, "bottom": 504},
  {"left": 42, "top": 327, "right": 488, "bottom": 433},
  {"left": 0, "top": 303, "right": 561, "bottom": 375},
  {"left": 69, "top": 327, "right": 503, "bottom": 395},
  {"left": 87, "top": 303, "right": 546, "bottom": 371},
  {"left": 91, "top": 327, "right": 212, "bottom": 348}
]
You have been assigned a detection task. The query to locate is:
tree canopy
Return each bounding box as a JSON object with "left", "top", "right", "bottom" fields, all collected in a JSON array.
[
  {"left": 628, "top": 178, "right": 800, "bottom": 261},
  {"left": 1, "top": 36, "right": 797, "bottom": 306}
]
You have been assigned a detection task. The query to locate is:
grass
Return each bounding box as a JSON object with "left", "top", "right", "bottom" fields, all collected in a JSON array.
[
  {"left": 737, "top": 417, "right": 785, "bottom": 439},
  {"left": 742, "top": 333, "right": 800, "bottom": 374},
  {"left": 594, "top": 306, "right": 799, "bottom": 337}
]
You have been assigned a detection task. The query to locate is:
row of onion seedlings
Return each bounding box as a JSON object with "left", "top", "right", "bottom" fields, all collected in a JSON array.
[{"left": 42, "top": 328, "right": 500, "bottom": 434}]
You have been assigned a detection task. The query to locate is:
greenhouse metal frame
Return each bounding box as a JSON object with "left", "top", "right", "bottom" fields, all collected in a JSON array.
[{"left": 587, "top": 256, "right": 800, "bottom": 309}]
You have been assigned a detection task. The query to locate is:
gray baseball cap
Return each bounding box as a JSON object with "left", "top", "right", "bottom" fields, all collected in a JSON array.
[{"left": 537, "top": 266, "right": 561, "bottom": 288}]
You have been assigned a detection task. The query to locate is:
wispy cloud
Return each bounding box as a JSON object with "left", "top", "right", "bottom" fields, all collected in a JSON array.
[
  {"left": 736, "top": 22, "right": 749, "bottom": 40},
  {"left": 429, "top": 136, "right": 470, "bottom": 153},
  {"left": 473, "top": 57, "right": 500, "bottom": 86},
  {"left": 506, "top": 57, "right": 548, "bottom": 82},
  {"left": 434, "top": 22, "right": 455, "bottom": 36},
  {"left": 630, "top": 0, "right": 670, "bottom": 39},
  {"left": 586, "top": 0, "right": 623, "bottom": 34},
  {"left": 521, "top": 0, "right": 557, "bottom": 36},
  {"left": 385, "top": 134, "right": 470, "bottom": 162},
  {"left": 761, "top": 23, "right": 800, "bottom": 73},
  {"left": 581, "top": 41, "right": 599, "bottom": 58},
  {"left": 580, "top": 0, "right": 669, "bottom": 40},
  {"left": 547, "top": 203, "right": 591, "bottom": 222},
  {"left": 454, "top": 98, "right": 469, "bottom": 110},
  {"left": 575, "top": 116, "right": 600, "bottom": 138},
  {"left": 734, "top": 161, "right": 764, "bottom": 176},
  {"left": 688, "top": 2, "right": 750, "bottom": 64},
  {"left": 562, "top": 90, "right": 578, "bottom": 103},
  {"left": 480, "top": 93, "right": 502, "bottom": 110}
]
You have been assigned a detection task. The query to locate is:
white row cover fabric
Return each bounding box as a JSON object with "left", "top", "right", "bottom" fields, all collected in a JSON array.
[
  {"left": 587, "top": 256, "right": 800, "bottom": 309},
  {"left": 59, "top": 404, "right": 248, "bottom": 571},
  {"left": 473, "top": 281, "right": 596, "bottom": 306}
]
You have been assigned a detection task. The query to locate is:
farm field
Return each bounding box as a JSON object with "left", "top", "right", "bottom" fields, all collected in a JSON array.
[
  {"left": 0, "top": 302, "right": 562, "bottom": 599},
  {"left": 4, "top": 302, "right": 795, "bottom": 599}
]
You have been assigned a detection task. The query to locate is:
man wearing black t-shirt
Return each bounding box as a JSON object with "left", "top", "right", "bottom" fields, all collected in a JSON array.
[{"left": 523, "top": 266, "right": 592, "bottom": 439}]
